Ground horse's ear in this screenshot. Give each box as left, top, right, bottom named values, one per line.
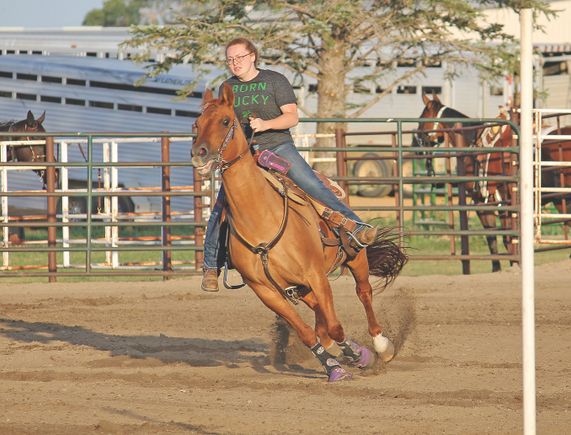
left=26, top=110, right=35, bottom=124
left=202, top=88, right=214, bottom=107
left=432, top=93, right=441, bottom=104
left=220, top=83, right=234, bottom=107
left=422, top=93, right=431, bottom=106
left=36, top=111, right=46, bottom=125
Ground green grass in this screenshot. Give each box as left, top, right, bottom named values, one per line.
left=2, top=216, right=569, bottom=282
left=368, top=214, right=570, bottom=276
left=400, top=244, right=569, bottom=276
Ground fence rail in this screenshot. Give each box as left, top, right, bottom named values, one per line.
left=0, top=114, right=567, bottom=281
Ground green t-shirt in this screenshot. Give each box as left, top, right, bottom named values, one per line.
left=222, top=69, right=297, bottom=150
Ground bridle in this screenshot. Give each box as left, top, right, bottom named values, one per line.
left=194, top=113, right=255, bottom=174
left=7, top=121, right=46, bottom=162
left=415, top=104, right=448, bottom=148
left=414, top=103, right=448, bottom=177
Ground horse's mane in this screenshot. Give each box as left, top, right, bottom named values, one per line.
left=442, top=106, right=468, bottom=120
left=0, top=120, right=16, bottom=131
left=440, top=106, right=485, bottom=145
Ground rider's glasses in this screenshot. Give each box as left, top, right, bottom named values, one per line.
left=226, top=52, right=253, bottom=65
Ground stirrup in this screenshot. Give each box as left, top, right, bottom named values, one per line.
left=222, top=263, right=246, bottom=290
left=347, top=223, right=374, bottom=249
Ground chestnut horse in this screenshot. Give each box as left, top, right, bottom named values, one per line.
left=539, top=124, right=571, bottom=229
left=413, top=94, right=517, bottom=272
left=191, top=84, right=407, bottom=382
left=1, top=110, right=50, bottom=188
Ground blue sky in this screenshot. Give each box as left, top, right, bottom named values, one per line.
left=0, top=0, right=104, bottom=27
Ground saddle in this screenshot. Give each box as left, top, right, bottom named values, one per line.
left=258, top=166, right=361, bottom=263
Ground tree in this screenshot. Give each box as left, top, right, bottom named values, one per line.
left=123, top=0, right=555, bottom=168
left=83, top=0, right=184, bottom=26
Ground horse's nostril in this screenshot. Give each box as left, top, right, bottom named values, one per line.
left=198, top=147, right=207, bottom=157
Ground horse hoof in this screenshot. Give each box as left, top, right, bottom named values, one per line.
left=373, top=333, right=395, bottom=363
left=328, top=366, right=352, bottom=383
left=354, top=345, right=375, bottom=369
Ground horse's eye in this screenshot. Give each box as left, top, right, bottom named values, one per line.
left=223, top=117, right=230, bottom=127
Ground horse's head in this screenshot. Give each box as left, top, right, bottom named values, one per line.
left=10, top=110, right=46, bottom=137
left=412, top=93, right=447, bottom=149
left=191, top=83, right=247, bottom=176
left=9, top=111, right=57, bottom=188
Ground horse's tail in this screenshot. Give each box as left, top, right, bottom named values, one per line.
left=366, top=227, right=408, bottom=291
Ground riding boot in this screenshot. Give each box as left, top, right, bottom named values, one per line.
left=201, top=268, right=220, bottom=292
left=349, top=224, right=379, bottom=249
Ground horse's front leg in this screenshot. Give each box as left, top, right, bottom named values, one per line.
left=305, top=273, right=376, bottom=371
left=248, top=282, right=351, bottom=382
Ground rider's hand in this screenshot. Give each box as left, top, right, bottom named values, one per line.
left=249, top=117, right=268, bottom=133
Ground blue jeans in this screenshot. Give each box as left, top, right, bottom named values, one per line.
left=202, top=140, right=363, bottom=269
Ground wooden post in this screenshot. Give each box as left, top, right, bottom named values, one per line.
left=161, top=137, right=172, bottom=278
left=391, top=133, right=401, bottom=226
left=445, top=135, right=456, bottom=257
left=46, top=136, right=57, bottom=282
left=193, top=170, right=204, bottom=272
left=334, top=128, right=349, bottom=205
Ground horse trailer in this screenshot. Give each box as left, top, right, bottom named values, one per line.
left=0, top=54, right=212, bottom=218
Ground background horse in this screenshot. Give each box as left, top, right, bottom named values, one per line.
left=413, top=94, right=517, bottom=272
left=192, top=84, right=407, bottom=382
left=1, top=111, right=53, bottom=243
left=0, top=110, right=51, bottom=188
left=539, top=124, right=571, bottom=234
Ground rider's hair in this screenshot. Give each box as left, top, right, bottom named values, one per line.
left=225, top=37, right=258, bottom=68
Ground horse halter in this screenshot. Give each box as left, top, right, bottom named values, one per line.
left=7, top=121, right=46, bottom=162
left=415, top=104, right=448, bottom=148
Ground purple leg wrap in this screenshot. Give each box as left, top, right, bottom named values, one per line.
left=338, top=339, right=376, bottom=369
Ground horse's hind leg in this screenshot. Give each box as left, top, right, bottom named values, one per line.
left=478, top=210, right=501, bottom=272
left=346, top=251, right=395, bottom=362
left=249, top=282, right=351, bottom=382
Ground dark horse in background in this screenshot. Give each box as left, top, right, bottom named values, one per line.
left=1, top=111, right=50, bottom=188
left=1, top=111, right=53, bottom=243
left=413, top=94, right=518, bottom=272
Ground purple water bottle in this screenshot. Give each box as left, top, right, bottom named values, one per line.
left=258, top=150, right=292, bottom=175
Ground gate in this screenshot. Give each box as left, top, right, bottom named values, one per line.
left=533, top=109, right=571, bottom=247
left=1, top=131, right=207, bottom=281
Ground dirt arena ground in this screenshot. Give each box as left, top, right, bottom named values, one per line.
left=1, top=260, right=569, bottom=434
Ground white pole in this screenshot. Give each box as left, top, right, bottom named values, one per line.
left=520, top=9, right=536, bottom=435
left=61, top=142, right=70, bottom=268
left=104, top=142, right=111, bottom=266
left=111, top=142, right=119, bottom=268
left=1, top=143, right=9, bottom=268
